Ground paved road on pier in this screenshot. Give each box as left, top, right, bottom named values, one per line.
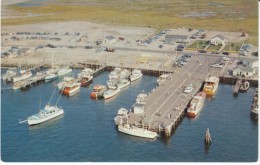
left=128, top=55, right=223, bottom=131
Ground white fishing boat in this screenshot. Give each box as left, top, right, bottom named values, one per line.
left=12, top=70, right=32, bottom=82
left=120, top=69, right=131, bottom=79
left=103, top=87, right=120, bottom=100
left=57, top=68, right=72, bottom=76
left=130, top=69, right=142, bottom=82
left=57, top=77, right=75, bottom=90
left=45, top=72, right=58, bottom=82
left=27, top=104, right=64, bottom=126
left=77, top=68, right=94, bottom=79
left=203, top=76, right=219, bottom=96
left=107, top=78, right=120, bottom=89
left=184, top=84, right=193, bottom=93
left=239, top=81, right=250, bottom=92
left=108, top=68, right=121, bottom=80
left=187, top=92, right=206, bottom=117
left=117, top=79, right=130, bottom=89
left=13, top=82, right=22, bottom=90
left=45, top=54, right=58, bottom=82
left=114, top=108, right=128, bottom=125
left=118, top=124, right=158, bottom=139
left=79, top=73, right=93, bottom=87
left=136, top=93, right=147, bottom=104
left=62, top=82, right=81, bottom=96
left=157, top=74, right=169, bottom=85
left=2, top=69, right=17, bottom=81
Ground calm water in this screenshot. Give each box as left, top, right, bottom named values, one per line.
left=1, top=70, right=258, bottom=162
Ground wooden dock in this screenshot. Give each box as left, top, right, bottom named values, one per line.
left=125, top=55, right=223, bottom=136
left=19, top=73, right=46, bottom=90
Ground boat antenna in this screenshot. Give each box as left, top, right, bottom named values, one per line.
left=55, top=92, right=62, bottom=106
left=48, top=87, right=57, bottom=104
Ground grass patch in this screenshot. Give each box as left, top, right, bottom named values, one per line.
left=207, top=44, right=222, bottom=51
left=222, top=42, right=243, bottom=52
left=187, top=40, right=210, bottom=50
left=1, top=0, right=258, bottom=46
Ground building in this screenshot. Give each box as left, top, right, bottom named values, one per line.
left=164, top=35, right=189, bottom=44
left=105, top=35, right=117, bottom=44
left=210, top=34, right=228, bottom=46
left=233, top=59, right=258, bottom=78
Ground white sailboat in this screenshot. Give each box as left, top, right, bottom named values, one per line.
left=45, top=54, right=58, bottom=82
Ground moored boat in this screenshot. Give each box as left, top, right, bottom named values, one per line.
left=251, top=88, right=258, bottom=120
left=27, top=104, right=64, bottom=126
left=45, top=73, right=58, bottom=82
left=157, top=74, right=169, bottom=86
left=2, top=69, right=17, bottom=81
left=114, top=108, right=128, bottom=125
left=90, top=85, right=107, bottom=99
left=77, top=68, right=94, bottom=79
left=62, top=82, right=81, bottom=96
left=203, top=76, right=219, bottom=96
left=130, top=69, right=142, bottom=82
left=187, top=92, right=206, bottom=117
left=12, top=70, right=32, bottom=82
left=80, top=73, right=93, bottom=87
left=57, top=68, right=72, bottom=76
left=57, top=77, right=75, bottom=90
left=117, top=79, right=130, bottom=89
left=103, top=87, right=120, bottom=100
left=118, top=124, right=158, bottom=139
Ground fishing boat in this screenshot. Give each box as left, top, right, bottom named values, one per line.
left=114, top=108, right=128, bottom=125
left=187, top=92, right=206, bottom=117
left=130, top=69, right=142, bottom=82
left=117, top=79, right=130, bottom=89
left=27, top=104, right=64, bottom=126
left=45, top=54, right=58, bottom=82
left=57, top=77, right=75, bottom=90
left=80, top=73, right=93, bottom=86
left=57, top=68, right=72, bottom=76
left=157, top=74, right=169, bottom=86
left=203, top=76, right=219, bottom=96
left=13, top=82, right=22, bottom=90
left=77, top=68, right=94, bottom=79
left=90, top=85, right=107, bottom=99
left=184, top=84, right=193, bottom=93
left=62, top=82, right=81, bottom=96
left=108, top=68, right=121, bottom=80
left=118, top=124, right=158, bottom=139
left=103, top=87, right=120, bottom=100
left=120, top=69, right=131, bottom=79
left=12, top=70, right=32, bottom=82
left=239, top=80, right=250, bottom=92
left=107, top=78, right=120, bottom=89
left=2, top=69, right=17, bottom=81
left=136, top=93, right=147, bottom=104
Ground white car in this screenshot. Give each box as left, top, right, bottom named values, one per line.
left=222, top=57, right=230, bottom=61
left=211, top=63, right=224, bottom=68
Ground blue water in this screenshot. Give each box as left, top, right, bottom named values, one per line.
left=1, top=70, right=258, bottom=162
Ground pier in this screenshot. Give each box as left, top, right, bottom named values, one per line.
left=125, top=55, right=224, bottom=136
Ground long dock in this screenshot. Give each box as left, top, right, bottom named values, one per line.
left=126, top=55, right=223, bottom=136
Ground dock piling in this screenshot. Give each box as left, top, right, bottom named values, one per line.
left=205, top=128, right=212, bottom=144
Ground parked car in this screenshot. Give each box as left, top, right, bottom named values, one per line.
left=222, top=52, right=229, bottom=55
left=211, top=63, right=224, bottom=68
left=85, top=46, right=92, bottom=49
left=199, top=50, right=207, bottom=53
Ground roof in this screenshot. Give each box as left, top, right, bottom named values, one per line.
left=233, top=65, right=254, bottom=72
left=18, top=48, right=31, bottom=54
left=105, top=35, right=116, bottom=40
left=165, top=35, right=188, bottom=40
left=212, top=34, right=225, bottom=40
left=240, top=58, right=258, bottom=64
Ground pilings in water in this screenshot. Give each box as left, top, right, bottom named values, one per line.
left=205, top=128, right=212, bottom=144
left=233, top=79, right=242, bottom=95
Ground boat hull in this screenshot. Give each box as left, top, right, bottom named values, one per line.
left=103, top=88, right=120, bottom=100
left=57, top=69, right=72, bottom=76
left=118, top=125, right=157, bottom=139
left=117, top=81, right=130, bottom=89
left=130, top=73, right=142, bottom=82
left=12, top=72, right=32, bottom=82
left=28, top=110, right=64, bottom=126
left=62, top=86, right=80, bottom=96
left=81, top=78, right=93, bottom=87
left=45, top=74, right=58, bottom=82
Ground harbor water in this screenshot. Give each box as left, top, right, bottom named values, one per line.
left=1, top=70, right=258, bottom=162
